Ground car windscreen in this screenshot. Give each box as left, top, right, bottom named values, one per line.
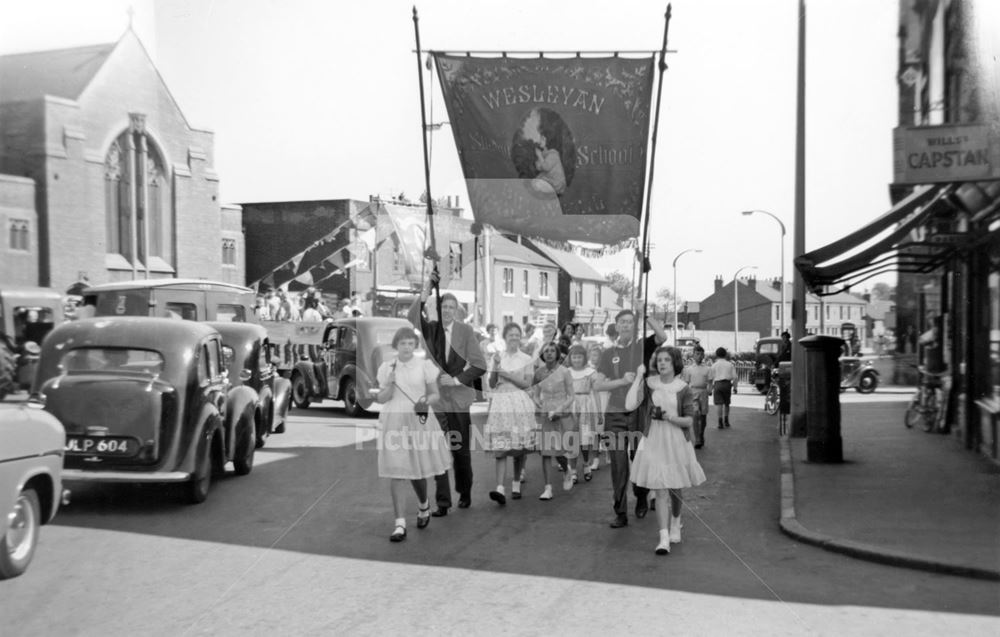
left=758, top=342, right=780, bottom=355
left=60, top=347, right=165, bottom=375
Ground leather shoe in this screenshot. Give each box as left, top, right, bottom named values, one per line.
left=457, top=498, right=471, bottom=509
left=430, top=507, right=449, bottom=517
left=609, top=516, right=628, bottom=528
left=635, top=496, right=649, bottom=519
left=488, top=490, right=506, bottom=506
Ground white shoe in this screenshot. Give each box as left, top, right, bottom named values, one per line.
left=563, top=473, right=574, bottom=491
left=520, top=468, right=527, bottom=482
left=590, top=458, right=600, bottom=471
left=670, top=515, right=682, bottom=543
left=539, top=485, right=553, bottom=500
left=655, top=530, right=671, bottom=555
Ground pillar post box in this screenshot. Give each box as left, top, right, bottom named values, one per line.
left=800, top=335, right=844, bottom=463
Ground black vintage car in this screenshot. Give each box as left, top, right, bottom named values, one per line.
left=288, top=317, right=417, bottom=417
left=208, top=322, right=291, bottom=448
left=33, top=317, right=254, bottom=504
left=752, top=336, right=784, bottom=393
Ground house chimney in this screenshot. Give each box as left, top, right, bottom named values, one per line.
left=772, top=278, right=781, bottom=291
left=714, top=276, right=723, bottom=293
left=748, top=275, right=756, bottom=291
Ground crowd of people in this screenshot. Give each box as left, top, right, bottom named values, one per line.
left=253, top=287, right=371, bottom=322
left=372, top=277, right=745, bottom=556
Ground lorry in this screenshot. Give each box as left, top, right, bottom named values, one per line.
left=668, top=328, right=759, bottom=355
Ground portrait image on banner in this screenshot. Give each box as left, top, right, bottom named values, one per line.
left=434, top=55, right=655, bottom=244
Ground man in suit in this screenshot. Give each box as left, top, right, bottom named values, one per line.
left=409, top=280, right=487, bottom=515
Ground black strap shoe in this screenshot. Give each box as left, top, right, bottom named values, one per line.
left=635, top=496, right=649, bottom=519
left=389, top=525, right=407, bottom=542
left=488, top=490, right=506, bottom=506
left=417, top=505, right=431, bottom=529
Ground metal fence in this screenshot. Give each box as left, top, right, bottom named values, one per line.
left=735, top=360, right=756, bottom=387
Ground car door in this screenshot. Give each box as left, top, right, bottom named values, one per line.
left=329, top=326, right=356, bottom=395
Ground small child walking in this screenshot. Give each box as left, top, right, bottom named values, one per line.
left=567, top=345, right=600, bottom=482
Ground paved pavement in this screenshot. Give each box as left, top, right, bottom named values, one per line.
left=776, top=394, right=1000, bottom=580
left=3, top=393, right=999, bottom=635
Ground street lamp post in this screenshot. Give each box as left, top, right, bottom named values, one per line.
left=742, top=210, right=786, bottom=336
left=671, top=248, right=702, bottom=345
left=734, top=265, right=758, bottom=353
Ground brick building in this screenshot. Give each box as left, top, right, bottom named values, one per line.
left=525, top=240, right=616, bottom=335
left=0, top=28, right=242, bottom=291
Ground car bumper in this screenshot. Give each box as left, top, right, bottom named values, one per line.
left=62, top=469, right=190, bottom=483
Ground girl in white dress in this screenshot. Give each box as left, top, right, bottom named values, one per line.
left=374, top=327, right=452, bottom=542
left=485, top=323, right=537, bottom=505
left=567, top=344, right=600, bottom=482
left=626, top=346, right=706, bottom=555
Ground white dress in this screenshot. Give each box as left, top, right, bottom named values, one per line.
left=375, top=357, right=453, bottom=480
left=485, top=350, right=537, bottom=455
left=630, top=377, right=706, bottom=489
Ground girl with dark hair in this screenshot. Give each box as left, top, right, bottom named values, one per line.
left=532, top=341, right=578, bottom=499
left=373, top=326, right=450, bottom=542
left=485, top=323, right=536, bottom=505
left=625, top=346, right=706, bottom=555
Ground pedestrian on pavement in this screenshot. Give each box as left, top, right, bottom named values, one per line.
left=532, top=342, right=577, bottom=499
left=567, top=344, right=600, bottom=483
left=408, top=275, right=487, bottom=516
left=626, top=346, right=706, bottom=555
left=709, top=347, right=737, bottom=428
left=680, top=345, right=711, bottom=449
left=485, top=323, right=536, bottom=505
left=594, top=310, right=666, bottom=528
left=373, top=326, right=451, bottom=542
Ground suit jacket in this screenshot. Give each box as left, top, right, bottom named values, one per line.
left=408, top=299, right=487, bottom=411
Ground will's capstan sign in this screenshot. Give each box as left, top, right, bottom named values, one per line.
left=893, top=124, right=1000, bottom=184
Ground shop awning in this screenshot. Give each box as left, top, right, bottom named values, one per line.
left=795, top=184, right=965, bottom=296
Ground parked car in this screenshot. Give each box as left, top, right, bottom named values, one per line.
left=81, top=278, right=256, bottom=323
left=752, top=336, right=783, bottom=393
left=33, top=317, right=253, bottom=504
left=0, top=401, right=67, bottom=580
left=208, top=321, right=291, bottom=448
left=289, top=317, right=418, bottom=416
left=0, top=286, right=65, bottom=398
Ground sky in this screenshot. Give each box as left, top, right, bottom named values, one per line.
left=0, top=0, right=904, bottom=304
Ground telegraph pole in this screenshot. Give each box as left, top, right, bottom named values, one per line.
left=791, top=0, right=808, bottom=437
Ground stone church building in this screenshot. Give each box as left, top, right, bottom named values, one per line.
left=0, top=27, right=244, bottom=291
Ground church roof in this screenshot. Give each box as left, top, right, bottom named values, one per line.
left=0, top=42, right=116, bottom=103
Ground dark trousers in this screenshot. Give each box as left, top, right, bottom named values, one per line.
left=605, top=412, right=648, bottom=518
left=433, top=408, right=473, bottom=507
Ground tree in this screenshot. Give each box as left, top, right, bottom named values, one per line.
left=870, top=282, right=894, bottom=300
left=605, top=271, right=634, bottom=302
left=654, top=287, right=680, bottom=313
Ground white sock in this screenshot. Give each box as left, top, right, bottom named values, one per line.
left=418, top=500, right=429, bottom=511
left=395, top=517, right=406, bottom=528
left=496, top=485, right=505, bottom=495
left=511, top=480, right=521, bottom=492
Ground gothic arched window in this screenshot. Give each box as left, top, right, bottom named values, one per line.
left=104, top=116, right=173, bottom=267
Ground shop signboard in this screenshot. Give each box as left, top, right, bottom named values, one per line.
left=893, top=123, right=1000, bottom=184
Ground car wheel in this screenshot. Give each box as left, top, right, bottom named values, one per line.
left=291, top=372, right=311, bottom=409
left=0, top=487, right=40, bottom=580
left=856, top=372, right=878, bottom=394
left=234, top=418, right=255, bottom=476
left=188, top=436, right=213, bottom=504
left=342, top=377, right=368, bottom=418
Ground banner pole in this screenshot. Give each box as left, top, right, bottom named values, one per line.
left=639, top=4, right=672, bottom=346
left=412, top=6, right=442, bottom=316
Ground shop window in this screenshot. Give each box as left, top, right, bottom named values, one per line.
left=595, top=285, right=602, bottom=307
left=540, top=272, right=549, bottom=298
left=574, top=282, right=583, bottom=306
left=523, top=270, right=529, bottom=295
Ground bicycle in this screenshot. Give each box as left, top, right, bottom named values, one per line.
left=904, top=365, right=945, bottom=431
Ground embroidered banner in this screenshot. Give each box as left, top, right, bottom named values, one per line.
left=433, top=54, right=655, bottom=244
